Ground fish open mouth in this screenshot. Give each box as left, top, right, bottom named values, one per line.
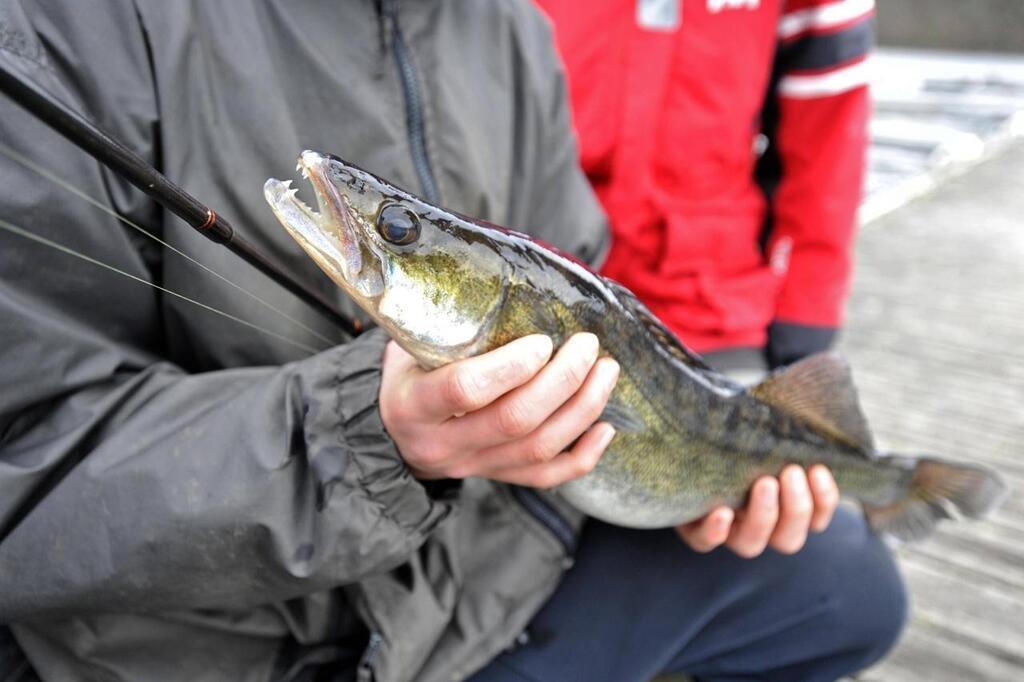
left=263, top=176, right=319, bottom=231
left=264, top=151, right=344, bottom=236
left=264, top=151, right=371, bottom=293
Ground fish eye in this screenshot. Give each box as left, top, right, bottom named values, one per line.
left=375, top=204, right=421, bottom=246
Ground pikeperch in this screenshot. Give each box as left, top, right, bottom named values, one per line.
left=264, top=150, right=1007, bottom=541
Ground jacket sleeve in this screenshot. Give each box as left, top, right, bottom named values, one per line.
left=761, top=0, right=874, bottom=366
left=0, top=1, right=450, bottom=620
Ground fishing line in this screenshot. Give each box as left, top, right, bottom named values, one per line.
left=0, top=217, right=322, bottom=355
left=0, top=141, right=338, bottom=349
left=0, top=62, right=360, bottom=336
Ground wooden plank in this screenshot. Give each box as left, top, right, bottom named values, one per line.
left=839, top=141, right=1024, bottom=678
left=858, top=623, right=1024, bottom=682
left=897, top=559, right=1024, bottom=653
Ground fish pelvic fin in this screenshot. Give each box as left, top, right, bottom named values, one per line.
left=864, top=457, right=1008, bottom=542
left=749, top=352, right=874, bottom=452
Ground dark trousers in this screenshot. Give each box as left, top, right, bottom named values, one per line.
left=471, top=508, right=907, bottom=682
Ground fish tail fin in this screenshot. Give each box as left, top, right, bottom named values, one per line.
left=864, top=457, right=1008, bottom=542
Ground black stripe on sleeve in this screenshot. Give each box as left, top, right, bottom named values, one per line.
left=778, top=18, right=874, bottom=74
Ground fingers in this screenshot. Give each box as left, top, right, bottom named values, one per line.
left=411, top=334, right=555, bottom=421
left=675, top=507, right=734, bottom=553
left=725, top=477, right=779, bottom=558
left=808, top=464, right=839, bottom=532
left=768, top=465, right=814, bottom=554
left=727, top=465, right=838, bottom=558
left=675, top=465, right=839, bottom=558
left=484, top=422, right=615, bottom=488
left=447, top=333, right=603, bottom=451
left=381, top=333, right=617, bottom=484
left=457, top=356, right=618, bottom=473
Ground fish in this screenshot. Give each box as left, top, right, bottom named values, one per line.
left=264, top=150, right=1007, bottom=542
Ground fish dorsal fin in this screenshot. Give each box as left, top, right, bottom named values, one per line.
left=603, top=277, right=714, bottom=372
left=749, top=352, right=875, bottom=452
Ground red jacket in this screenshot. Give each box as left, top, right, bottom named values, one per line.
left=536, top=0, right=873, bottom=364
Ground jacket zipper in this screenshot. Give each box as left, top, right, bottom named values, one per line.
left=380, top=0, right=575, bottom=582
left=381, top=0, right=441, bottom=205
left=509, top=486, right=577, bottom=558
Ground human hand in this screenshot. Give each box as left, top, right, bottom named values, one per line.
left=380, top=333, right=619, bottom=487
left=676, top=465, right=839, bottom=557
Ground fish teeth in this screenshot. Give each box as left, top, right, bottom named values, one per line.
left=295, top=161, right=303, bottom=173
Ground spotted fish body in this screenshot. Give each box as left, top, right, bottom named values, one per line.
left=265, top=151, right=1006, bottom=540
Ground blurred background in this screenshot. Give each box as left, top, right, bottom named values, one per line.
left=842, top=2, right=1023, bottom=678
left=863, top=2, right=1024, bottom=222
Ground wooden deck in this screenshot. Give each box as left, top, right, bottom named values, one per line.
left=844, top=141, right=1024, bottom=680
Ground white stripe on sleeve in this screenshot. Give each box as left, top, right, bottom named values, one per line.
left=778, top=58, right=871, bottom=98
left=778, top=0, right=875, bottom=40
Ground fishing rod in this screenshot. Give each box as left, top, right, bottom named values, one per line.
left=0, top=58, right=362, bottom=338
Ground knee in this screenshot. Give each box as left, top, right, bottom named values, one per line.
left=856, top=566, right=907, bottom=667
left=830, top=524, right=909, bottom=669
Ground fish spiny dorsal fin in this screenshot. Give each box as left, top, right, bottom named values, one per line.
left=749, top=352, right=875, bottom=452
left=602, top=277, right=714, bottom=372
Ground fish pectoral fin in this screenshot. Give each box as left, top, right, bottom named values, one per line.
left=598, top=399, right=645, bottom=434
left=749, top=351, right=875, bottom=452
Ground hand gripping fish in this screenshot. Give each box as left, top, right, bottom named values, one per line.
left=265, top=151, right=1006, bottom=542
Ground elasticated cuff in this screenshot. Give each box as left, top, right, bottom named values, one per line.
left=766, top=321, right=837, bottom=369
left=298, top=330, right=452, bottom=554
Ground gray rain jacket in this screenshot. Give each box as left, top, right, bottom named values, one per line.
left=0, top=1, right=608, bottom=679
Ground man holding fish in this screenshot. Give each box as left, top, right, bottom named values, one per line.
left=0, top=1, right=909, bottom=680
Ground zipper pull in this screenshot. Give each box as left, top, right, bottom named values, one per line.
left=379, top=0, right=398, bottom=30
left=374, top=0, right=396, bottom=78
left=357, top=631, right=384, bottom=682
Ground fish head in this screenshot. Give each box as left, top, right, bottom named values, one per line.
left=265, top=150, right=509, bottom=367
